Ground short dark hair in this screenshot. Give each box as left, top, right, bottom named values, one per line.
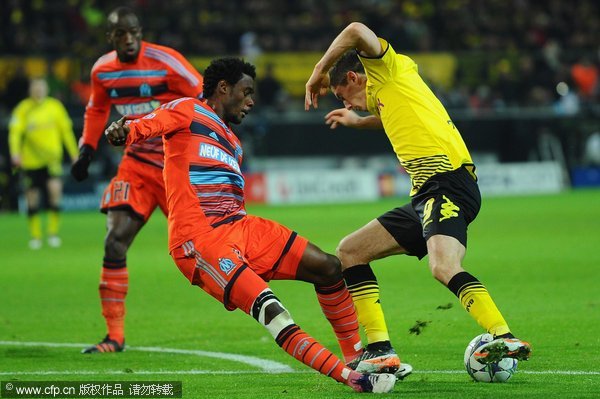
left=329, top=51, right=365, bottom=87
left=203, top=58, right=256, bottom=98
left=106, top=7, right=140, bottom=31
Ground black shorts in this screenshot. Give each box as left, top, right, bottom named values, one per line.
left=23, top=167, right=52, bottom=190
left=377, top=166, right=481, bottom=259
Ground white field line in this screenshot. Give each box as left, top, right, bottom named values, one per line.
left=1, top=370, right=599, bottom=376
left=1, top=341, right=599, bottom=376
left=0, top=340, right=293, bottom=373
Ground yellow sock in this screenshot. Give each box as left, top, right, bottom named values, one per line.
left=343, top=264, right=390, bottom=344
left=48, top=209, right=60, bottom=236
left=28, top=213, right=42, bottom=240
left=448, top=271, right=510, bottom=336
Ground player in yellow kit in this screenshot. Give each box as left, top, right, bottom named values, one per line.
left=305, top=22, right=531, bottom=374
left=9, top=78, right=78, bottom=249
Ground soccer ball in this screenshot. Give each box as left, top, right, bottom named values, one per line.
left=464, top=333, right=518, bottom=383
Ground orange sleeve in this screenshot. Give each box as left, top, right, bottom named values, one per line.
left=162, top=48, right=204, bottom=98
left=126, top=98, right=194, bottom=145
left=80, top=69, right=111, bottom=150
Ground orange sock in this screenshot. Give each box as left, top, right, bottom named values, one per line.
left=315, top=281, right=362, bottom=363
left=100, top=258, right=128, bottom=343
left=276, top=324, right=349, bottom=383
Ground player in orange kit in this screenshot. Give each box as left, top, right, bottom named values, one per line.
left=71, top=7, right=204, bottom=353
left=104, top=57, right=396, bottom=393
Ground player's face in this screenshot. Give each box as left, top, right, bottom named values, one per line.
left=107, top=15, right=142, bottom=63
left=29, top=79, right=48, bottom=101
left=331, top=72, right=367, bottom=111
left=223, top=74, right=255, bottom=125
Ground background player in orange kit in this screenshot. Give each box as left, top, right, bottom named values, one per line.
left=70, top=7, right=204, bottom=353
left=104, top=57, right=396, bottom=393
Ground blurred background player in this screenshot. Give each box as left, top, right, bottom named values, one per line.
left=305, top=22, right=532, bottom=369
left=71, top=7, right=204, bottom=354
left=8, top=77, right=78, bottom=249
left=104, top=57, right=396, bottom=393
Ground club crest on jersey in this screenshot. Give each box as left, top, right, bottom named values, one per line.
left=139, top=83, right=152, bottom=97
left=219, top=257, right=236, bottom=275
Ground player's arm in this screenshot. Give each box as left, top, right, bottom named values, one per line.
left=7, top=103, right=26, bottom=167
left=163, top=48, right=204, bottom=98
left=306, top=22, right=383, bottom=110
left=71, top=70, right=111, bottom=181
left=325, top=108, right=383, bottom=130
left=105, top=98, right=194, bottom=146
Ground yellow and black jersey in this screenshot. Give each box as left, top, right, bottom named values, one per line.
left=9, top=97, right=78, bottom=174
left=359, top=38, right=474, bottom=195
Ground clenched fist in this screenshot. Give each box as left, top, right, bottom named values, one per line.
left=105, top=116, right=130, bottom=146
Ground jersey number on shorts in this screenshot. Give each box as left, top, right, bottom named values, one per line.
left=113, top=181, right=131, bottom=202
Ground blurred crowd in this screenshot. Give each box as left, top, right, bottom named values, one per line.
left=0, top=0, right=598, bottom=113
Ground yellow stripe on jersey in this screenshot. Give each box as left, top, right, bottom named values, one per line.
left=400, top=154, right=454, bottom=193
left=359, top=38, right=474, bottom=195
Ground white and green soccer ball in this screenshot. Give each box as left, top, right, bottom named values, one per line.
left=464, top=333, right=518, bottom=383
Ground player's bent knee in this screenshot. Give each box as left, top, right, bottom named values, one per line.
left=104, top=232, right=129, bottom=258
left=336, top=237, right=357, bottom=266
left=315, top=254, right=342, bottom=285
left=251, top=289, right=295, bottom=339
left=428, top=261, right=460, bottom=286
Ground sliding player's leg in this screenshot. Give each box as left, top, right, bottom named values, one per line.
left=171, top=237, right=396, bottom=393
left=240, top=215, right=362, bottom=364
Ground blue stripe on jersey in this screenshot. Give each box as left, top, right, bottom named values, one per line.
left=189, top=170, right=245, bottom=189
left=193, top=104, right=229, bottom=131
left=190, top=121, right=235, bottom=155
left=97, top=70, right=168, bottom=80
left=196, top=192, right=244, bottom=201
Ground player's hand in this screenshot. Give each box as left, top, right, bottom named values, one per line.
left=70, top=144, right=94, bottom=182
left=325, top=108, right=361, bottom=129
left=105, top=116, right=130, bottom=147
left=305, top=68, right=330, bottom=110
left=10, top=155, right=22, bottom=169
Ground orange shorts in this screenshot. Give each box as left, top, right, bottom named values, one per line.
left=100, top=156, right=167, bottom=221
left=170, top=215, right=309, bottom=313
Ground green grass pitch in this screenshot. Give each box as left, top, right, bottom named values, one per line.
left=1, top=189, right=599, bottom=398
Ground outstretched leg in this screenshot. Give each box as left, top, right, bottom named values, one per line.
left=235, top=275, right=396, bottom=393
left=172, top=239, right=396, bottom=393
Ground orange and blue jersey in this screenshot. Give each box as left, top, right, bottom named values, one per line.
left=82, top=41, right=203, bottom=168
left=125, top=97, right=245, bottom=251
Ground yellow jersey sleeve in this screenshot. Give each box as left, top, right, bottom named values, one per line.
left=358, top=39, right=473, bottom=196
left=8, top=100, right=30, bottom=159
